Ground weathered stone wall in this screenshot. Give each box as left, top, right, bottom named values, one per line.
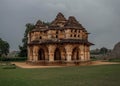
left=27, top=13, right=92, bottom=65
left=28, top=44, right=90, bottom=62
left=28, top=29, right=88, bottom=42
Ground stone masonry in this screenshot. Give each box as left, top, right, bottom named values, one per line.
left=27, top=13, right=93, bottom=65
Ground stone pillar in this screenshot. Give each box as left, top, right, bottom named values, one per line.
left=87, top=46, right=90, bottom=60
left=65, top=29, right=71, bottom=38
left=84, top=45, right=88, bottom=61
left=30, top=47, right=33, bottom=61
left=65, top=45, right=73, bottom=62
left=48, top=45, right=56, bottom=62
left=79, top=45, right=85, bottom=61
left=33, top=46, right=39, bottom=61
left=61, top=52, right=66, bottom=60
left=87, top=52, right=90, bottom=60
left=78, top=48, right=81, bottom=60
left=84, top=46, right=89, bottom=61
left=28, top=46, right=33, bottom=61
left=47, top=30, right=52, bottom=39
left=45, top=52, right=49, bottom=60
left=80, top=53, right=84, bottom=61
left=84, top=52, right=87, bottom=61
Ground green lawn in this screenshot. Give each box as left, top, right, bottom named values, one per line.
left=109, top=58, right=120, bottom=62
left=0, top=64, right=120, bottom=86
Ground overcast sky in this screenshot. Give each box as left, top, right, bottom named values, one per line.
left=0, top=0, right=120, bottom=51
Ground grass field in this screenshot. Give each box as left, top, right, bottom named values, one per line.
left=109, top=58, right=120, bottom=62
left=0, top=64, right=120, bottom=86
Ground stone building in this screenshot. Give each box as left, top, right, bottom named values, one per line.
left=27, top=13, right=93, bottom=65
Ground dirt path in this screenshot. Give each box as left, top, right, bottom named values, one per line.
left=11, top=62, right=63, bottom=68
left=91, top=61, right=120, bottom=65
left=11, top=61, right=120, bottom=69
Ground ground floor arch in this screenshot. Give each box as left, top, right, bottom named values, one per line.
left=54, top=48, right=61, bottom=60
left=38, top=48, right=45, bottom=60
left=72, top=47, right=80, bottom=60
left=27, top=44, right=90, bottom=65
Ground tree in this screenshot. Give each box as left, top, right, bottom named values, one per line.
left=100, top=47, right=108, bottom=55
left=0, top=38, right=10, bottom=57
left=18, top=23, right=35, bottom=57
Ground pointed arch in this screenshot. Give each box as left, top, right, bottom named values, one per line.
left=54, top=48, right=61, bottom=60
left=38, top=48, right=45, bottom=60
left=72, top=47, right=80, bottom=60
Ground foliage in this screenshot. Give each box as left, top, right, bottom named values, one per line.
left=0, top=64, right=120, bottom=86
left=90, top=48, right=100, bottom=55
left=0, top=57, right=27, bottom=62
left=18, top=23, right=35, bottom=57
left=0, top=38, right=9, bottom=56
left=100, top=47, right=108, bottom=54
left=91, top=47, right=109, bottom=55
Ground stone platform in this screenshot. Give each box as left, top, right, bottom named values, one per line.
left=26, top=60, right=92, bottom=66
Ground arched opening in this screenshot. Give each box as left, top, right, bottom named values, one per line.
left=54, top=48, right=61, bottom=60
left=39, top=36, right=42, bottom=39
left=72, top=47, right=79, bottom=60
left=56, top=35, right=58, bottom=38
left=74, top=34, right=76, bottom=37
left=38, top=48, right=45, bottom=60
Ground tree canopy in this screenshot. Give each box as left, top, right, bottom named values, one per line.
left=90, top=47, right=109, bottom=55
left=0, top=38, right=10, bottom=57
left=100, top=47, right=108, bottom=54
left=18, top=23, right=35, bottom=57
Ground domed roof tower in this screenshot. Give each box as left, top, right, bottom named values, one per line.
left=51, top=12, right=67, bottom=27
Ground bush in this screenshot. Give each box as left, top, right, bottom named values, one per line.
left=90, top=56, right=97, bottom=61
left=0, top=57, right=27, bottom=62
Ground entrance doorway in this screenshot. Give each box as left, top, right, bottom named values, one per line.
left=54, top=48, right=61, bottom=60
left=38, top=49, right=45, bottom=60
left=72, top=48, right=79, bottom=60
